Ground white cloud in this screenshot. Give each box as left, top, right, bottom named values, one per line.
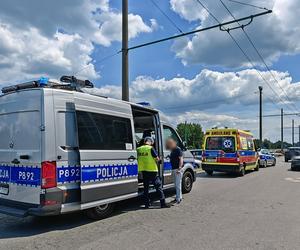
left=169, top=0, right=300, bottom=68
left=0, top=0, right=157, bottom=83
left=88, top=68, right=300, bottom=141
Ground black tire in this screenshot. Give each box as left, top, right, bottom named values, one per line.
left=254, top=162, right=260, bottom=171
left=239, top=166, right=245, bottom=177
left=85, top=203, right=115, bottom=220
left=272, top=159, right=276, bottom=166
left=182, top=171, right=193, bottom=193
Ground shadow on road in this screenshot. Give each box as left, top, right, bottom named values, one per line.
left=196, top=172, right=239, bottom=179
left=0, top=190, right=176, bottom=240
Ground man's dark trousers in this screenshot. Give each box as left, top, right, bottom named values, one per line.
left=142, top=171, right=166, bottom=207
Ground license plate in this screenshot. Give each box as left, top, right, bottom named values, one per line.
left=0, top=184, right=9, bottom=195
left=206, top=158, right=217, bottom=162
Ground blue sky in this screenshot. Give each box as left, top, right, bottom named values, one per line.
left=0, top=0, right=300, bottom=142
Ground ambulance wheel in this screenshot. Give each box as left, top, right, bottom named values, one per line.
left=86, top=203, right=115, bottom=220
left=182, top=171, right=193, bottom=193
left=254, top=162, right=259, bottom=171
left=205, top=170, right=213, bottom=176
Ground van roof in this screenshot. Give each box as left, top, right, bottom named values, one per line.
left=1, top=83, right=159, bottom=115
left=205, top=128, right=253, bottom=137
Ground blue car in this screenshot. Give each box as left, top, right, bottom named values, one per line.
left=258, top=149, right=276, bottom=167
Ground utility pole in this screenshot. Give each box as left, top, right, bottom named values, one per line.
left=281, top=108, right=284, bottom=151
left=184, top=121, right=188, bottom=143
left=298, top=125, right=300, bottom=147
left=292, top=119, right=295, bottom=146
left=122, top=0, right=129, bottom=101
left=259, top=86, right=263, bottom=148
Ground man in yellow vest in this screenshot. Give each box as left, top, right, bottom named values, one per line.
left=137, top=137, right=169, bottom=208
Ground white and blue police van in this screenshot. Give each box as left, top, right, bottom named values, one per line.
left=0, top=76, right=196, bottom=219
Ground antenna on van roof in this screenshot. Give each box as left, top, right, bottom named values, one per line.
left=59, top=76, right=94, bottom=91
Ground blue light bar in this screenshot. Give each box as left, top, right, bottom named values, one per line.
left=137, top=102, right=151, bottom=107
left=38, top=77, right=49, bottom=86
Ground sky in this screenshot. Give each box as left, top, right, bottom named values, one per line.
left=0, top=0, right=300, bottom=143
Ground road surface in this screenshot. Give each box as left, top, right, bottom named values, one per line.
left=0, top=158, right=300, bottom=250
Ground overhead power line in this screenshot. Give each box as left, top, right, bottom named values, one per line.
left=149, top=0, right=183, bottom=33
left=220, top=0, right=300, bottom=113
left=127, top=9, right=271, bottom=51
left=227, top=0, right=269, bottom=11
left=163, top=91, right=257, bottom=111
left=74, top=51, right=120, bottom=76
left=193, top=0, right=284, bottom=110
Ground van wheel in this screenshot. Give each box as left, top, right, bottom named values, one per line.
left=182, top=171, right=193, bottom=193
left=205, top=170, right=213, bottom=176
left=272, top=159, right=276, bottom=166
left=86, top=203, right=115, bottom=220
left=254, top=163, right=259, bottom=171
left=239, top=166, right=245, bottom=177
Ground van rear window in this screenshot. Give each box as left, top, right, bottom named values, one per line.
left=76, top=111, right=133, bottom=150
left=205, top=136, right=235, bottom=153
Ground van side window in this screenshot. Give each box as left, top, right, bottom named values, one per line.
left=76, top=111, right=133, bottom=150
left=163, top=125, right=183, bottom=149
left=240, top=137, right=248, bottom=150
left=247, top=138, right=254, bottom=150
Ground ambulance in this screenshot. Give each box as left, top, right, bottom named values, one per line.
left=202, top=128, right=259, bottom=176
left=0, top=76, right=196, bottom=219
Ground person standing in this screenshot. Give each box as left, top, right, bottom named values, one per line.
left=137, top=137, right=169, bottom=208
left=167, top=138, right=184, bottom=204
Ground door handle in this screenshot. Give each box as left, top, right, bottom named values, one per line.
left=128, top=155, right=137, bottom=162
left=11, top=158, right=20, bottom=164
left=165, top=155, right=170, bottom=160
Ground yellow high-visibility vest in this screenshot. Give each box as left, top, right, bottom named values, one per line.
left=137, top=145, right=158, bottom=172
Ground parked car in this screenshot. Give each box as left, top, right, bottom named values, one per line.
left=258, top=149, right=276, bottom=167
left=284, top=147, right=300, bottom=162
left=291, top=156, right=300, bottom=171
left=190, top=149, right=202, bottom=168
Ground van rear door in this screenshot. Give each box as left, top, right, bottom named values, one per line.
left=74, top=94, right=138, bottom=209
left=0, top=90, right=42, bottom=206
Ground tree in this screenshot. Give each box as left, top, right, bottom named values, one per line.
left=176, top=122, right=204, bottom=149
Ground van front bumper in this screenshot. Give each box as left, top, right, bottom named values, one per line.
left=0, top=198, right=61, bottom=217
left=202, top=163, right=241, bottom=173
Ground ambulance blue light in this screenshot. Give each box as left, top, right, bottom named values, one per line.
left=137, top=102, right=151, bottom=107
left=38, top=77, right=49, bottom=86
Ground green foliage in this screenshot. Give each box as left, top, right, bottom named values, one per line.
left=254, top=139, right=292, bottom=150
left=176, top=122, right=204, bottom=149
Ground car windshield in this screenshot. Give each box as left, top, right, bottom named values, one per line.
left=261, top=149, right=269, bottom=154
left=205, top=136, right=235, bottom=153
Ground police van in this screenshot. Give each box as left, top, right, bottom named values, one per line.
left=0, top=76, right=196, bottom=219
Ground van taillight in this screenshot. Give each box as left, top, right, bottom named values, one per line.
left=41, top=161, right=57, bottom=189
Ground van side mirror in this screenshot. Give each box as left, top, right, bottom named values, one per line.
left=182, top=141, right=187, bottom=151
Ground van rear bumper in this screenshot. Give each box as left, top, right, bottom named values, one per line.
left=202, top=163, right=241, bottom=173
left=0, top=198, right=61, bottom=217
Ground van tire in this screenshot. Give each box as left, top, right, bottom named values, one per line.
left=86, top=203, right=115, bottom=220
left=182, top=171, right=193, bottom=193
left=205, top=170, right=213, bottom=176
left=254, top=162, right=259, bottom=171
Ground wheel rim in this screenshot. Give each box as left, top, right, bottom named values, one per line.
left=185, top=175, right=192, bottom=190
left=95, top=204, right=109, bottom=212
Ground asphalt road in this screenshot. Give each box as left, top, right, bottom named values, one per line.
left=0, top=158, right=300, bottom=250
